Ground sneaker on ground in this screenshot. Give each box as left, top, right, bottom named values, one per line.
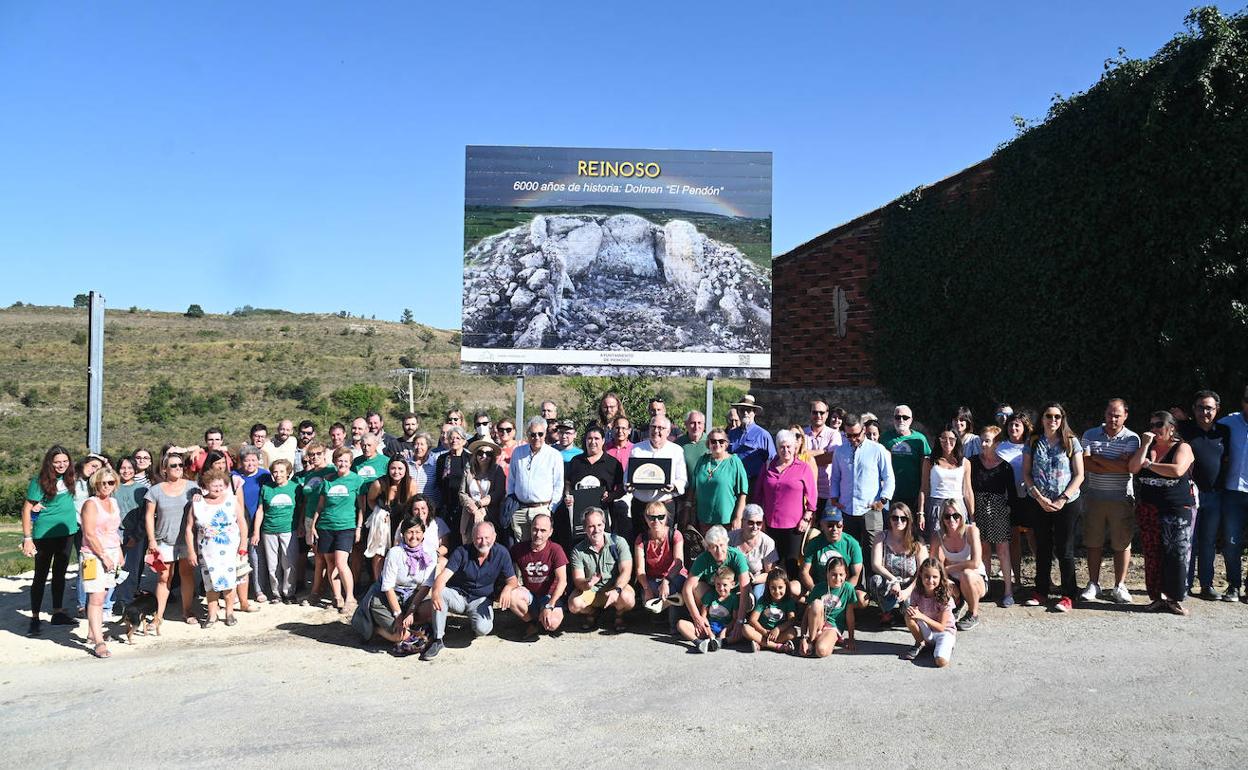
left=50, top=611, right=77, bottom=626
left=1023, top=592, right=1044, bottom=607
left=696, top=639, right=710, bottom=654
left=1199, top=586, right=1222, bottom=601
left=1053, top=596, right=1073, bottom=612
left=1221, top=586, right=1241, bottom=602
left=1079, top=582, right=1101, bottom=602
left=708, top=637, right=721, bottom=652
left=1001, top=594, right=1015, bottom=608
left=419, top=639, right=444, bottom=661
left=1110, top=584, right=1133, bottom=604
left=956, top=613, right=980, bottom=631
left=28, top=618, right=42, bottom=636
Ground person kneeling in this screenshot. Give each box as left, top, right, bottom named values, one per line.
left=568, top=508, right=636, bottom=632
left=799, top=556, right=856, bottom=657
left=742, top=567, right=797, bottom=653
left=423, top=521, right=518, bottom=661
left=509, top=513, right=568, bottom=641
left=677, top=567, right=742, bottom=652
left=899, top=558, right=957, bottom=667
left=373, top=516, right=436, bottom=645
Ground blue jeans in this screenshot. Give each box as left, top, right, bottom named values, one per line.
left=1203, top=490, right=1248, bottom=590
left=113, top=531, right=149, bottom=606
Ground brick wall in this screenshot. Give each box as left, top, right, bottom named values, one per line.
left=758, top=159, right=996, bottom=396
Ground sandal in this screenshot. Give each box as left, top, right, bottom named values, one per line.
left=900, top=641, right=926, bottom=661
left=201, top=618, right=216, bottom=629
left=91, top=643, right=111, bottom=659
left=609, top=615, right=627, bottom=634
left=224, top=614, right=238, bottom=627
left=243, top=604, right=262, bottom=613
left=580, top=611, right=599, bottom=631
left=780, top=640, right=795, bottom=655
left=184, top=615, right=198, bottom=625
left=1164, top=601, right=1189, bottom=616
left=339, top=601, right=357, bottom=616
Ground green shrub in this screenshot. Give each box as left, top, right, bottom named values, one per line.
left=185, top=304, right=205, bottom=318
left=0, top=480, right=26, bottom=517
left=330, top=383, right=390, bottom=419
left=71, top=331, right=87, bottom=346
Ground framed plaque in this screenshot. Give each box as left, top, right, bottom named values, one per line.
left=627, top=456, right=672, bottom=490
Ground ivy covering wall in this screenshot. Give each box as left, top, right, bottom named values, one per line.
left=871, top=7, right=1248, bottom=427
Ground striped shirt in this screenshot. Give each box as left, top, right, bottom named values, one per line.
left=1081, top=425, right=1139, bottom=500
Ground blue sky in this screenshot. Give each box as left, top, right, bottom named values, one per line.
left=0, top=1, right=1231, bottom=328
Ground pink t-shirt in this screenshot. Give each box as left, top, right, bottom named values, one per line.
left=635, top=529, right=686, bottom=579
left=606, top=441, right=633, bottom=469
left=911, top=593, right=956, bottom=633
left=755, top=460, right=816, bottom=530
left=80, top=496, right=122, bottom=556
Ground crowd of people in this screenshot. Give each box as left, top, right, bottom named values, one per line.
left=19, top=387, right=1248, bottom=665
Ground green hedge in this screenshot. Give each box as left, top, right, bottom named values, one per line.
left=871, top=8, right=1248, bottom=427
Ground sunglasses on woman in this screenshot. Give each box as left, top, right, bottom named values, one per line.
left=890, top=515, right=908, bottom=523
left=942, top=513, right=963, bottom=521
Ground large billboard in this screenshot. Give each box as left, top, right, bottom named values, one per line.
left=461, top=145, right=772, bottom=377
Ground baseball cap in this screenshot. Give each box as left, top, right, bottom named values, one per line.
left=821, top=509, right=844, bottom=523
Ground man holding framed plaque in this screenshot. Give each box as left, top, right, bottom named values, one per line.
left=626, top=416, right=687, bottom=541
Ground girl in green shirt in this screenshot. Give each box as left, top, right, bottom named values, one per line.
left=20, top=446, right=81, bottom=636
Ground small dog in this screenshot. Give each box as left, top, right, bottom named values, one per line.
left=123, top=592, right=159, bottom=643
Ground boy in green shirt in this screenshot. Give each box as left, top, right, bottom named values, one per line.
left=676, top=567, right=740, bottom=653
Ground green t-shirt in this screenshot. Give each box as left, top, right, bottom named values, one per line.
left=677, top=435, right=709, bottom=481
left=351, top=453, right=390, bottom=484
left=753, top=595, right=797, bottom=629
left=26, top=476, right=80, bottom=539
left=702, top=591, right=740, bottom=625
left=882, top=430, right=931, bottom=501
left=689, top=546, right=750, bottom=584
left=802, top=532, right=863, bottom=576
left=805, top=580, right=856, bottom=631
left=570, top=533, right=632, bottom=586
left=295, top=467, right=334, bottom=520
left=692, top=453, right=750, bottom=525
left=317, top=472, right=367, bottom=531
left=260, top=481, right=299, bottom=534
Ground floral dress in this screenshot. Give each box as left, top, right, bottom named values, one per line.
left=193, top=495, right=240, bottom=592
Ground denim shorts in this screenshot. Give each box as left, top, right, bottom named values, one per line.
left=316, top=528, right=354, bottom=554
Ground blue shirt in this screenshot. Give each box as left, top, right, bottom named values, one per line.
left=232, top=468, right=271, bottom=519
left=559, top=446, right=585, bottom=463
left=444, top=543, right=516, bottom=601
left=828, top=440, right=895, bottom=516
left=1218, top=412, right=1248, bottom=493
left=728, top=423, right=776, bottom=485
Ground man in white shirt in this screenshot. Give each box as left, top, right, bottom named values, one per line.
left=507, top=416, right=565, bottom=544
left=626, top=416, right=688, bottom=540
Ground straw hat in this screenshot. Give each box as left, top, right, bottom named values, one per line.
left=467, top=435, right=501, bottom=456
left=730, top=394, right=764, bottom=412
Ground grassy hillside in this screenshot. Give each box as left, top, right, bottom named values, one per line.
left=0, top=305, right=745, bottom=493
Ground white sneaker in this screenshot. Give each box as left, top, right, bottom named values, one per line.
left=1079, top=582, right=1101, bottom=602
left=1110, top=584, right=1133, bottom=604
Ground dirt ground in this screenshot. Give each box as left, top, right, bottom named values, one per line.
left=2, top=558, right=1247, bottom=769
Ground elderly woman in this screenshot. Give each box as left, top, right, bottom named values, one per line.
left=728, top=503, right=779, bottom=602
left=1129, top=411, right=1196, bottom=615
left=407, top=431, right=441, bottom=509
left=186, top=468, right=248, bottom=627
left=754, top=429, right=817, bottom=575
left=371, top=516, right=437, bottom=643
left=681, top=525, right=752, bottom=634
left=256, top=460, right=301, bottom=604
left=459, top=433, right=506, bottom=544
left=144, top=451, right=200, bottom=629
left=79, top=467, right=122, bottom=657
left=691, top=428, right=750, bottom=532
left=436, top=426, right=471, bottom=532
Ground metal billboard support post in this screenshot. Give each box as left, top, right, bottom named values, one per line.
left=705, top=375, right=714, bottom=431
left=515, top=369, right=526, bottom=427
left=86, top=291, right=105, bottom=453
left=407, top=370, right=415, bottom=415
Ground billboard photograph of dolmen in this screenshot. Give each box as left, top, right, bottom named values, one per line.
left=461, top=146, right=773, bottom=376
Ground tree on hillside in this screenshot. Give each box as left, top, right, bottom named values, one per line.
left=72, top=293, right=89, bottom=308
left=401, top=308, right=414, bottom=325
left=185, top=304, right=205, bottom=318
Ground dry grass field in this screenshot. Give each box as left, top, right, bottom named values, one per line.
left=0, top=305, right=745, bottom=491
